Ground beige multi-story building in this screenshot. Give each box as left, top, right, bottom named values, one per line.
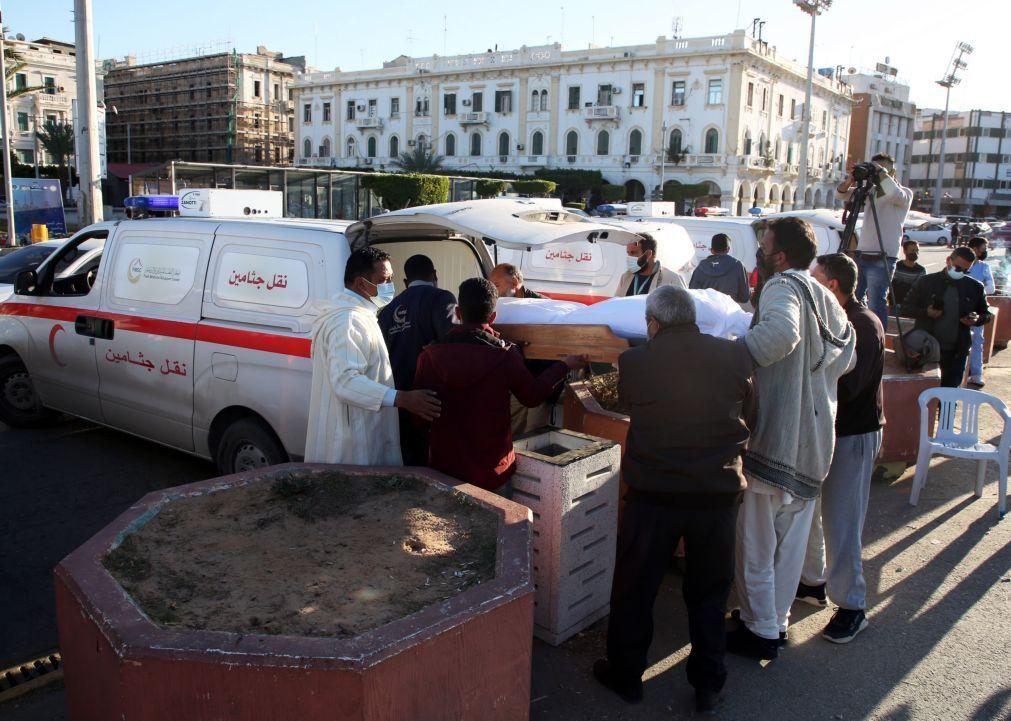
left=4, top=36, right=78, bottom=167
left=841, top=64, right=916, bottom=185
left=910, top=109, right=1011, bottom=216
left=292, top=31, right=853, bottom=211
left=102, top=47, right=304, bottom=166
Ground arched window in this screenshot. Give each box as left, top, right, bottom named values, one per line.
left=389, top=136, right=399, bottom=157
left=346, top=137, right=357, bottom=158
left=531, top=89, right=540, bottom=111
left=704, top=128, right=719, bottom=154
left=787, top=143, right=794, bottom=164
left=498, top=131, right=510, bottom=157
left=775, top=138, right=782, bottom=160
left=470, top=132, right=482, bottom=156
left=531, top=130, right=544, bottom=156
left=540, top=89, right=548, bottom=111
left=565, top=130, right=579, bottom=156
left=628, top=129, right=642, bottom=156
left=759, top=133, right=767, bottom=156
left=596, top=130, right=610, bottom=156
left=303, top=138, right=312, bottom=158
left=416, top=134, right=428, bottom=151
left=743, top=129, right=752, bottom=156
left=320, top=137, right=331, bottom=158
left=367, top=136, right=377, bottom=158
left=445, top=133, right=456, bottom=156
left=669, top=128, right=683, bottom=157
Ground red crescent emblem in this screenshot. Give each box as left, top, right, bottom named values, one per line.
left=49, top=324, right=67, bottom=367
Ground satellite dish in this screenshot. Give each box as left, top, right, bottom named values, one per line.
left=848, top=67, right=856, bottom=74
left=15, top=33, right=25, bottom=41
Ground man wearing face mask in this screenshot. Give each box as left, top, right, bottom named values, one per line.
left=891, top=240, right=927, bottom=310
left=305, top=247, right=442, bottom=465
left=593, top=286, right=755, bottom=715
left=965, top=237, right=996, bottom=388
left=900, top=247, right=993, bottom=387
left=617, top=234, right=686, bottom=297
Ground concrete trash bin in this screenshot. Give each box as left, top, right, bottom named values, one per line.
left=511, top=428, right=621, bottom=645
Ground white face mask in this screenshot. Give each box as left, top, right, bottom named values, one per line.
left=627, top=255, right=643, bottom=273
left=946, top=267, right=965, bottom=282
left=364, top=279, right=396, bottom=308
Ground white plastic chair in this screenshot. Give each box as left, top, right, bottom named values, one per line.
left=910, top=387, right=1010, bottom=519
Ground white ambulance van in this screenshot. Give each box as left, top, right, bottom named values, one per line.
left=0, top=193, right=644, bottom=472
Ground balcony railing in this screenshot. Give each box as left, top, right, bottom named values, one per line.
left=653, top=153, right=726, bottom=168
left=458, top=111, right=488, bottom=125
left=583, top=105, right=619, bottom=120
left=519, top=155, right=547, bottom=167
left=355, top=116, right=382, bottom=129
left=38, top=93, right=70, bottom=107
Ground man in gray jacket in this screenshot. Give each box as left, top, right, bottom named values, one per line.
left=727, top=218, right=856, bottom=661
left=689, top=233, right=751, bottom=303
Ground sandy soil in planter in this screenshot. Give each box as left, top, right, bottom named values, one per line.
left=104, top=470, right=498, bottom=638
left=585, top=372, right=629, bottom=415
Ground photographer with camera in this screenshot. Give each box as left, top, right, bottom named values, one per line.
left=836, top=154, right=914, bottom=330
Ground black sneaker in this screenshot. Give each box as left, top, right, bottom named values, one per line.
left=725, top=625, right=779, bottom=660
left=778, top=630, right=788, bottom=647
left=695, top=689, right=724, bottom=715
left=592, top=659, right=643, bottom=703
left=822, top=608, right=869, bottom=644
left=796, top=582, right=828, bottom=607
left=730, top=609, right=787, bottom=647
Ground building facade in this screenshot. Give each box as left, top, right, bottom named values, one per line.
left=910, top=109, right=1011, bottom=216
left=4, top=36, right=78, bottom=167
left=842, top=65, right=916, bottom=185
left=292, top=31, right=853, bottom=212
left=102, top=47, right=303, bottom=166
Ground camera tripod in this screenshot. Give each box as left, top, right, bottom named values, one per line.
left=838, top=166, right=913, bottom=365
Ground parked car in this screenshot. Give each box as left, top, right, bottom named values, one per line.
left=0, top=194, right=647, bottom=473
left=903, top=222, right=951, bottom=246
left=989, top=222, right=1011, bottom=249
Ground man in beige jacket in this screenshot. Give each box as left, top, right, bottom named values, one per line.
left=616, top=234, right=687, bottom=297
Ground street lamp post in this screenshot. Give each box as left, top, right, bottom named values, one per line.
left=74, top=0, right=103, bottom=224
left=659, top=120, right=667, bottom=200
left=793, top=0, right=831, bottom=210
left=0, top=11, right=17, bottom=246
left=931, top=41, right=973, bottom=218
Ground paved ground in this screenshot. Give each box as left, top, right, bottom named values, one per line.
left=2, top=275, right=1009, bottom=720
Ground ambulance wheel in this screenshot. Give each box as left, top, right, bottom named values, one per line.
left=0, top=356, right=56, bottom=428
left=216, top=417, right=287, bottom=474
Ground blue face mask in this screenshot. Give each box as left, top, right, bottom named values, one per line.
left=627, top=255, right=644, bottom=273
left=947, top=267, right=965, bottom=282
left=365, top=279, right=396, bottom=308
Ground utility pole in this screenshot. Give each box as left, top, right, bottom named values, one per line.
left=74, top=0, right=103, bottom=224
left=0, top=11, right=16, bottom=246
left=793, top=0, right=831, bottom=210
left=932, top=41, right=973, bottom=218
left=659, top=120, right=667, bottom=200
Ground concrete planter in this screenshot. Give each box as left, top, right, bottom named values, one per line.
left=987, top=296, right=1010, bottom=350
left=55, top=464, right=534, bottom=721
left=880, top=355, right=941, bottom=465
left=562, top=380, right=629, bottom=449
left=511, top=429, right=621, bottom=645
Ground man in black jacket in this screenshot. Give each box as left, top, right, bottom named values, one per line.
left=593, top=286, right=755, bottom=715
left=689, top=233, right=751, bottom=303
left=378, top=255, right=458, bottom=464
left=899, top=247, right=993, bottom=387
left=796, top=254, right=884, bottom=644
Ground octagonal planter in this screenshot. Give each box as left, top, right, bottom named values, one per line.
left=562, top=380, right=629, bottom=449
left=55, top=464, right=533, bottom=721
left=880, top=354, right=941, bottom=464
left=986, top=296, right=1009, bottom=350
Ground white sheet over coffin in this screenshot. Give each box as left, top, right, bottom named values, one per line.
left=494, top=291, right=753, bottom=339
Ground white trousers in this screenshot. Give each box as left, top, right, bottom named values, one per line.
left=735, top=478, right=817, bottom=640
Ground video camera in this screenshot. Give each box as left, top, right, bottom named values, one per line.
left=851, top=161, right=881, bottom=185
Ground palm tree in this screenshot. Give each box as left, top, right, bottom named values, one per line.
left=4, top=32, right=43, bottom=100
left=37, top=119, right=75, bottom=201
left=391, top=146, right=445, bottom=172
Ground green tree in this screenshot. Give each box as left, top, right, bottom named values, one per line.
left=391, top=146, right=445, bottom=173
left=360, top=173, right=449, bottom=209
left=475, top=179, right=508, bottom=198
left=36, top=119, right=75, bottom=201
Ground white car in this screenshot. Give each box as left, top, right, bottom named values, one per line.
left=903, top=222, right=951, bottom=246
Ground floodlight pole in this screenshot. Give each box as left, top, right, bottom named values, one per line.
left=794, top=0, right=831, bottom=210
left=931, top=42, right=973, bottom=218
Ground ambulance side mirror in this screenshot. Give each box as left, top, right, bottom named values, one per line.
left=14, top=269, right=38, bottom=296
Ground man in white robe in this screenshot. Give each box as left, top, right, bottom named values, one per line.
left=305, top=247, right=440, bottom=466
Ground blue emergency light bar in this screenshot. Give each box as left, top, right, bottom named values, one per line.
left=124, top=195, right=180, bottom=211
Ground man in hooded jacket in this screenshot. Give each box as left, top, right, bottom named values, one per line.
left=304, top=248, right=441, bottom=466
left=690, top=233, right=751, bottom=303
left=413, top=278, right=586, bottom=492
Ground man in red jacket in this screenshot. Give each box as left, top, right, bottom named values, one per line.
left=413, top=278, right=587, bottom=493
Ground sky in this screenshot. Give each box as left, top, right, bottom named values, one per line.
left=9, top=0, right=1008, bottom=113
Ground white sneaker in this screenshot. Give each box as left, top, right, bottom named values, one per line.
left=968, top=375, right=984, bottom=387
